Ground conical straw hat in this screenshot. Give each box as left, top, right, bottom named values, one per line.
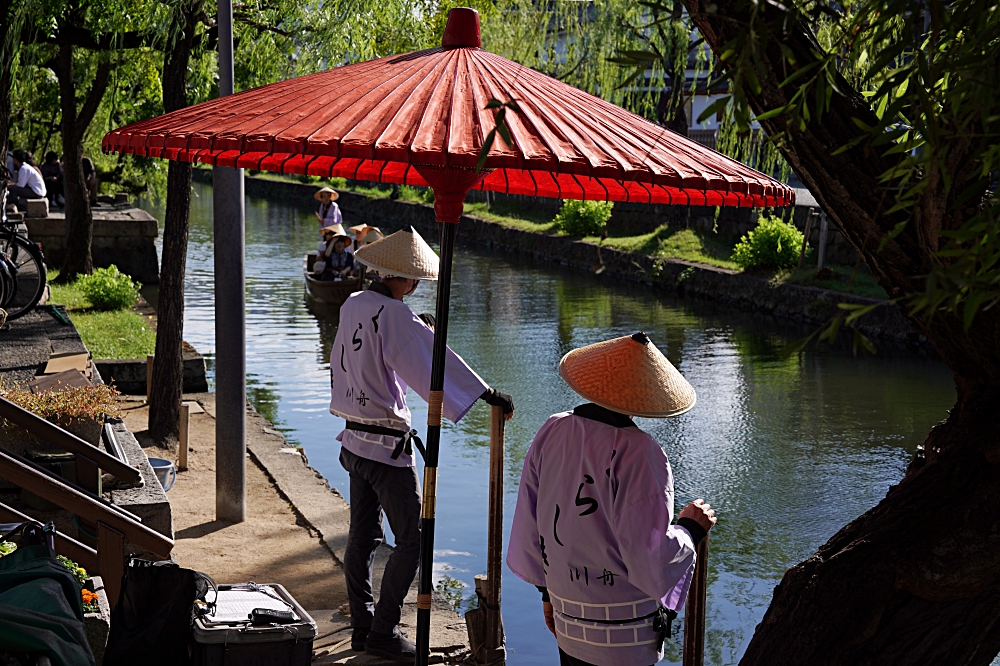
left=559, top=332, right=696, bottom=418
left=354, top=227, right=439, bottom=280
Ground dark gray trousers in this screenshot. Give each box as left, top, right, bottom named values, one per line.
left=339, top=447, right=421, bottom=634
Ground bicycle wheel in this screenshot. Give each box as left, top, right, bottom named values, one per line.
left=0, top=233, right=46, bottom=320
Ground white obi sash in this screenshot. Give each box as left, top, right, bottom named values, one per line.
left=550, top=591, right=662, bottom=648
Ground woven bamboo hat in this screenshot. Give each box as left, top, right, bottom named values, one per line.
left=314, top=186, right=339, bottom=201
left=349, top=224, right=377, bottom=238
left=354, top=227, right=438, bottom=280
left=320, top=223, right=349, bottom=243
left=358, top=228, right=384, bottom=244
left=559, top=332, right=696, bottom=418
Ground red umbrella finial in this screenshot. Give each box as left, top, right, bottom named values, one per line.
left=442, top=7, right=481, bottom=49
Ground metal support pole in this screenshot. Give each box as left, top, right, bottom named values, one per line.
left=415, top=220, right=459, bottom=666
left=214, top=0, right=246, bottom=523
left=817, top=212, right=829, bottom=271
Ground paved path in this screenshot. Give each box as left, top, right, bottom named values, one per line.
left=125, top=394, right=470, bottom=664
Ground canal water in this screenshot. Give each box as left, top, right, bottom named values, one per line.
left=143, top=181, right=956, bottom=665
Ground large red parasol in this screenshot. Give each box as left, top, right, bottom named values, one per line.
left=104, top=8, right=793, bottom=664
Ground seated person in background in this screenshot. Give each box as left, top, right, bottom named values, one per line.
left=81, top=154, right=97, bottom=204
left=315, top=228, right=355, bottom=281
left=40, top=152, right=63, bottom=207
left=5, top=141, right=14, bottom=178
left=6, top=150, right=46, bottom=210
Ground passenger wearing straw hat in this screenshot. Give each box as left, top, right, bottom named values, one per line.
left=507, top=333, right=717, bottom=666
left=315, top=186, right=342, bottom=227
left=329, top=227, right=514, bottom=661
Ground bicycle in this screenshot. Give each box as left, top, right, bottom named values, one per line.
left=0, top=175, right=48, bottom=321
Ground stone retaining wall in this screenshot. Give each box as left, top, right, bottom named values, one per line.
left=193, top=169, right=923, bottom=345
left=27, top=205, right=160, bottom=284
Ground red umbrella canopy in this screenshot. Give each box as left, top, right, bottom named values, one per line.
left=103, top=8, right=794, bottom=214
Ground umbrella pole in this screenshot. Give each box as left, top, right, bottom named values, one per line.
left=414, top=168, right=490, bottom=666
left=416, top=219, right=458, bottom=666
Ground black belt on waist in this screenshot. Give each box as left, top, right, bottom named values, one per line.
left=560, top=606, right=677, bottom=650
left=345, top=421, right=425, bottom=460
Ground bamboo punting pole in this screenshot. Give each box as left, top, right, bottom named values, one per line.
left=683, top=535, right=710, bottom=666
left=485, top=404, right=506, bottom=661
left=178, top=403, right=190, bottom=471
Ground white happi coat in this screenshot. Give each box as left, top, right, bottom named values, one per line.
left=507, top=408, right=698, bottom=666
left=329, top=289, right=488, bottom=467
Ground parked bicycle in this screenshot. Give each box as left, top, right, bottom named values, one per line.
left=0, top=175, right=48, bottom=321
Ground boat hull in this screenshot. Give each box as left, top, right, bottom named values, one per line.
left=303, top=253, right=362, bottom=306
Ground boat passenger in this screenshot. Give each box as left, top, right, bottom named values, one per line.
left=349, top=224, right=383, bottom=250
left=315, top=186, right=342, bottom=227
left=329, top=227, right=514, bottom=662
left=507, top=333, right=716, bottom=666
left=318, top=223, right=353, bottom=256
left=314, top=226, right=355, bottom=280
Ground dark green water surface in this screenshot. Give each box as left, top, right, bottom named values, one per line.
left=143, top=182, right=956, bottom=664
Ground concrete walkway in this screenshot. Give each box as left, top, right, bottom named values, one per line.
left=123, top=393, right=470, bottom=664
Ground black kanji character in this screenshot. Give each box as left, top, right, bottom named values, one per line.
left=340, top=345, right=346, bottom=372
left=539, top=535, right=550, bottom=567
left=553, top=504, right=564, bottom=546
left=372, top=305, right=384, bottom=334
left=352, top=323, right=363, bottom=351
left=357, top=390, right=368, bottom=407
left=598, top=569, right=616, bottom=586
left=576, top=474, right=598, bottom=516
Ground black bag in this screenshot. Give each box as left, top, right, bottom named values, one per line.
left=103, top=558, right=215, bottom=666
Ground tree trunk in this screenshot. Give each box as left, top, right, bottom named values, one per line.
left=676, top=1, right=1000, bottom=663
left=0, top=0, right=15, bottom=181
left=52, top=39, right=111, bottom=283
left=148, top=6, right=196, bottom=445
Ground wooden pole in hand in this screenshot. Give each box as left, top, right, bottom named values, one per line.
left=683, top=535, right=710, bottom=666
left=484, top=404, right=506, bottom=662
left=178, top=403, right=190, bottom=471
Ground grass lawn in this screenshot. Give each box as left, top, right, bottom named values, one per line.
left=242, top=171, right=890, bottom=299
left=47, top=274, right=157, bottom=359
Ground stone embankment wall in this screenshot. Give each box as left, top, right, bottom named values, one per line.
left=27, top=205, right=160, bottom=284
left=193, top=169, right=924, bottom=346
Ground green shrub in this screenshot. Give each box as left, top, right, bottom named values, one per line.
left=553, top=199, right=614, bottom=236
left=76, top=266, right=141, bottom=311
left=731, top=216, right=806, bottom=270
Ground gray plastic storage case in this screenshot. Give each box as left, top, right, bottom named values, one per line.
left=191, top=583, right=316, bottom=666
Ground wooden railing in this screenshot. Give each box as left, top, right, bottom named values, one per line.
left=0, top=396, right=173, bottom=607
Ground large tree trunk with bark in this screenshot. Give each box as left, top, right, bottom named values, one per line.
left=52, top=38, right=110, bottom=283
left=678, top=0, right=1000, bottom=664
left=0, top=0, right=15, bottom=181
left=148, top=6, right=196, bottom=445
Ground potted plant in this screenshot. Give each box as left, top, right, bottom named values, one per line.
left=0, top=383, right=122, bottom=453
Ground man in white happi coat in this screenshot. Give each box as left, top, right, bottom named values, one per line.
left=329, top=227, right=514, bottom=662
left=508, top=332, right=716, bottom=666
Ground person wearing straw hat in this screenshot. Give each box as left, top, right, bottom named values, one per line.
left=329, top=226, right=514, bottom=661
left=348, top=224, right=383, bottom=249
left=507, top=333, right=717, bottom=666
left=315, top=186, right=342, bottom=227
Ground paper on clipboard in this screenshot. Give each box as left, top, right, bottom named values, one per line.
left=202, top=587, right=298, bottom=624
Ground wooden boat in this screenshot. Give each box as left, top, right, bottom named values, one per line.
left=303, top=252, right=363, bottom=306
